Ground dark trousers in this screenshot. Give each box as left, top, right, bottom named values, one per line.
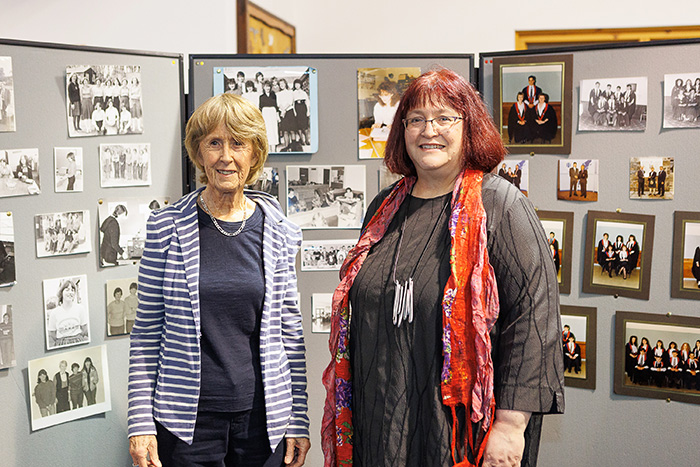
left=156, top=406, right=285, bottom=467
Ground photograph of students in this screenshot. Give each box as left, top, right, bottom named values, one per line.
left=107, top=287, right=127, bottom=335
left=33, top=369, right=56, bottom=417
left=563, top=334, right=581, bottom=374
left=521, top=74, right=542, bottom=108
left=590, top=219, right=645, bottom=289
left=44, top=276, right=90, bottom=350
left=54, top=360, right=71, bottom=413
left=558, top=159, right=598, bottom=201
left=532, top=93, right=557, bottom=143
left=624, top=335, right=639, bottom=377
left=539, top=217, right=565, bottom=285
left=99, top=144, right=151, bottom=187
left=579, top=77, right=647, bottom=131
left=68, top=362, right=84, bottom=409
left=0, top=307, right=15, bottom=369
left=34, top=211, right=90, bottom=258
left=506, top=92, right=532, bottom=144
left=629, top=157, right=674, bottom=199
left=259, top=80, right=280, bottom=152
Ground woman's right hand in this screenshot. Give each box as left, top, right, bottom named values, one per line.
left=129, top=435, right=161, bottom=467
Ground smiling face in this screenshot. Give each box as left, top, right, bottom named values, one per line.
left=61, top=283, right=76, bottom=305
left=197, top=122, right=256, bottom=199
left=404, top=105, right=464, bottom=183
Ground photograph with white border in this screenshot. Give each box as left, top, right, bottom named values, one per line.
left=0, top=304, right=16, bottom=369
left=495, top=160, right=529, bottom=196
left=663, top=73, right=700, bottom=128
left=0, top=57, right=16, bottom=132
left=629, top=157, right=674, bottom=200
left=0, top=212, right=16, bottom=287
left=34, top=210, right=90, bottom=258
left=99, top=143, right=151, bottom=187
left=246, top=166, right=279, bottom=199
left=578, top=77, right=648, bottom=131
left=105, top=277, right=138, bottom=336
left=311, top=293, right=332, bottom=334
left=0, top=148, right=41, bottom=198
left=43, top=275, right=90, bottom=350
left=54, top=147, right=84, bottom=192
left=301, top=239, right=356, bottom=271
left=557, top=159, right=599, bottom=202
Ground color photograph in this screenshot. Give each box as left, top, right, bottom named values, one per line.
left=0, top=148, right=41, bottom=198
left=557, top=159, right=598, bottom=201
left=311, top=293, right=332, bottom=334
left=561, top=305, right=597, bottom=389
left=105, top=278, right=138, bottom=336
left=495, top=160, right=529, bottom=196
left=0, top=56, right=16, bottom=132
left=99, top=143, right=151, bottom=187
left=34, top=210, right=90, bottom=258
left=0, top=212, right=15, bottom=287
left=42, top=275, right=90, bottom=350
left=537, top=210, right=574, bottom=294
left=357, top=67, right=420, bottom=159
left=578, top=77, right=648, bottom=131
left=663, top=73, right=700, bottom=128
left=54, top=147, right=84, bottom=193
left=671, top=212, right=700, bottom=300
left=629, top=157, right=673, bottom=200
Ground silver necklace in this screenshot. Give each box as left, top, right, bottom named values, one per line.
left=199, top=193, right=247, bottom=237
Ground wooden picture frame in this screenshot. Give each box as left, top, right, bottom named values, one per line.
left=582, top=210, right=655, bottom=300
left=237, top=1, right=296, bottom=54
left=614, top=311, right=700, bottom=405
left=537, top=210, right=574, bottom=294
left=671, top=211, right=700, bottom=300
left=561, top=305, right=596, bottom=389
left=492, top=54, right=573, bottom=154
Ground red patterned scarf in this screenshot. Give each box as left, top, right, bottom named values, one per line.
left=321, top=169, right=500, bottom=466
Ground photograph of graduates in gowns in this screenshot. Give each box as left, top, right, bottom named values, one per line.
left=616, top=312, right=700, bottom=404
left=578, top=77, right=648, bottom=131
left=673, top=216, right=700, bottom=295
left=557, top=159, right=598, bottom=201
left=357, top=67, right=420, bottom=159
left=540, top=218, right=565, bottom=283
left=0, top=56, right=16, bottom=132
left=629, top=157, right=673, bottom=200
left=495, top=159, right=528, bottom=196
left=663, top=72, right=700, bottom=129
left=0, top=213, right=16, bottom=287
left=560, top=306, right=597, bottom=389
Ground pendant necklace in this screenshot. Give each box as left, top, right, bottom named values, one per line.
left=390, top=193, right=450, bottom=327
left=199, top=193, right=248, bottom=237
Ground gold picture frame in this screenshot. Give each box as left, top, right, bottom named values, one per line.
left=237, top=1, right=296, bottom=54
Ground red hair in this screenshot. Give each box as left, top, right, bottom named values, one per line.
left=384, top=68, right=506, bottom=176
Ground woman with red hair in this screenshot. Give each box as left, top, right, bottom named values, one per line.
left=322, top=68, right=564, bottom=466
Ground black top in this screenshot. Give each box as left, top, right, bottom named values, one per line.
left=349, top=173, right=564, bottom=466
left=197, top=204, right=266, bottom=412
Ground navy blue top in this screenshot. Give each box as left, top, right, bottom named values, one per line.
left=197, top=203, right=266, bottom=412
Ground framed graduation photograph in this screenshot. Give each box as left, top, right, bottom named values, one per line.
left=557, top=159, right=598, bottom=202
left=578, top=77, right=648, bottom=131
left=671, top=211, right=700, bottom=300
left=492, top=54, right=573, bottom=154
left=495, top=159, right=529, bottom=196
left=663, top=73, right=700, bottom=129
left=629, top=157, right=673, bottom=200
left=561, top=305, right=597, bottom=389
left=614, top=311, right=700, bottom=405
left=582, top=211, right=655, bottom=300
left=537, top=210, right=574, bottom=294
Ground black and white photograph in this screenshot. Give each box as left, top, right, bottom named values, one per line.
left=54, top=147, right=84, bottom=193
left=561, top=305, right=597, bottom=389
left=537, top=210, right=574, bottom=294
left=98, top=197, right=168, bottom=267
left=301, top=239, right=356, bottom=271
left=28, top=344, right=111, bottom=431
left=578, top=77, right=648, bottom=131
left=286, top=165, right=366, bottom=229
left=34, top=210, right=90, bottom=258
left=615, top=311, right=700, bottom=405
left=311, top=293, right=332, bottom=334
left=379, top=167, right=403, bottom=191
left=492, top=54, right=573, bottom=154
left=583, top=211, right=655, bottom=300
left=357, top=67, right=420, bottom=159
left=0, top=148, right=41, bottom=198
left=0, top=304, right=16, bottom=370
left=0, top=212, right=16, bottom=287
left=214, top=66, right=318, bottom=153
left=42, top=275, right=90, bottom=351
left=0, top=56, right=16, bottom=132
left=671, top=212, right=700, bottom=300
left=105, top=277, right=138, bottom=336
left=557, top=159, right=598, bottom=201
left=495, top=160, right=529, bottom=196
left=246, top=166, right=279, bottom=198
left=629, top=157, right=674, bottom=200
left=663, top=73, right=700, bottom=128
left=65, top=65, right=143, bottom=138
left=99, top=143, right=151, bottom=187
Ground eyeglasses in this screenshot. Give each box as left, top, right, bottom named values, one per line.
left=402, top=116, right=463, bottom=132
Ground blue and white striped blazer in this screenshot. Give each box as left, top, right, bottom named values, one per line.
left=127, top=187, right=309, bottom=449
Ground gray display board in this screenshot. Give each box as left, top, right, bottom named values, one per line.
left=480, top=40, right=700, bottom=466
left=0, top=39, right=184, bottom=466
left=189, top=53, right=473, bottom=466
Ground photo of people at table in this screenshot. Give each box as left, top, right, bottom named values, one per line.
left=357, top=67, right=420, bottom=159
left=0, top=148, right=40, bottom=198
left=0, top=56, right=16, bottom=132
left=663, top=72, right=700, bottom=128
left=557, top=159, right=598, bottom=201
left=629, top=157, right=674, bottom=200
left=681, top=221, right=700, bottom=291
left=0, top=214, right=15, bottom=287
left=561, top=314, right=588, bottom=379
left=592, top=220, right=645, bottom=289
left=623, top=326, right=700, bottom=393
left=495, top=159, right=528, bottom=196
left=578, top=77, right=647, bottom=131
left=500, top=66, right=563, bottom=146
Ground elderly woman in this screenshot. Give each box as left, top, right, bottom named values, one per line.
left=322, top=69, right=564, bottom=467
left=128, top=93, right=309, bottom=467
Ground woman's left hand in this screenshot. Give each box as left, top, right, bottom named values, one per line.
left=284, top=437, right=310, bottom=467
left=482, top=409, right=531, bottom=467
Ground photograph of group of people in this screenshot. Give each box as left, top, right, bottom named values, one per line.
left=300, top=239, right=355, bottom=271
left=0, top=305, right=15, bottom=369
left=219, top=66, right=315, bottom=153
left=105, top=278, right=138, bottom=336
left=98, top=197, right=166, bottom=267
left=311, top=293, right=332, bottom=333
left=245, top=166, right=279, bottom=197
left=65, top=65, right=143, bottom=137
left=680, top=221, right=700, bottom=291
left=663, top=72, right=700, bottom=128
left=578, top=77, right=647, bottom=131
left=357, top=67, right=420, bottom=159
left=496, top=160, right=529, bottom=196
left=28, top=344, right=110, bottom=431
left=593, top=222, right=644, bottom=288
left=0, top=56, right=15, bottom=132
left=557, top=159, right=599, bottom=201
left=42, top=275, right=90, bottom=350
left=53, top=147, right=83, bottom=192
left=286, top=165, right=365, bottom=229
left=0, top=214, right=15, bottom=287
left=98, top=143, right=151, bottom=187
left=629, top=157, right=673, bottom=200
left=0, top=148, right=41, bottom=198
left=34, top=210, right=90, bottom=258
left=561, top=316, right=588, bottom=379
